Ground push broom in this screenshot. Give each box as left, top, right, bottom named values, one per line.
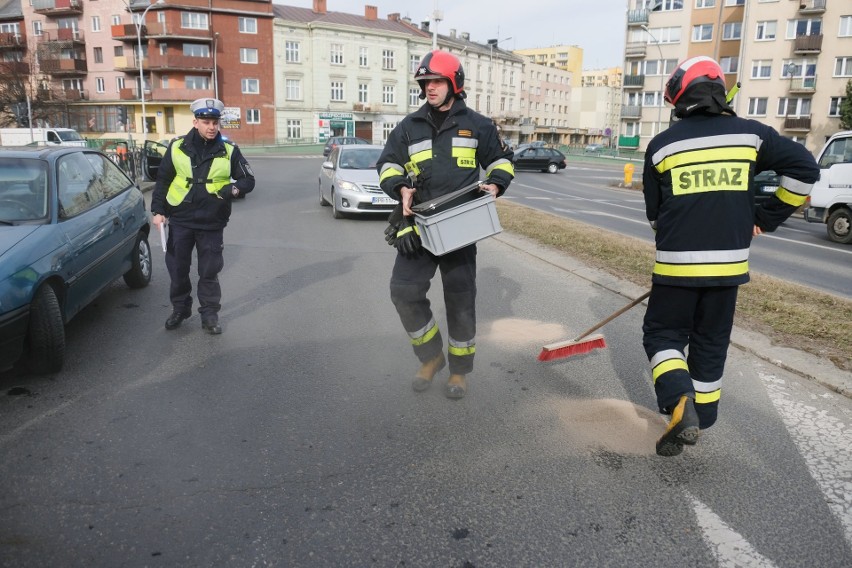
left=537, top=290, right=651, bottom=362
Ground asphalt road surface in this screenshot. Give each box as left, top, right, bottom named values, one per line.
left=0, top=156, right=850, bottom=566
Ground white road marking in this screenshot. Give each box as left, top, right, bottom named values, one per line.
left=758, top=232, right=852, bottom=255
left=551, top=207, right=651, bottom=226
left=759, top=370, right=852, bottom=545
left=689, top=493, right=779, bottom=567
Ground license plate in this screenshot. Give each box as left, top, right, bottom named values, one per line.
left=372, top=196, right=398, bottom=205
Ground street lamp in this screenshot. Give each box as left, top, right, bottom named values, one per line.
left=487, top=36, right=512, bottom=115
left=134, top=0, right=165, bottom=140
left=641, top=24, right=664, bottom=134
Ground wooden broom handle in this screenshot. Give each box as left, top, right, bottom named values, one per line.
left=573, top=290, right=652, bottom=341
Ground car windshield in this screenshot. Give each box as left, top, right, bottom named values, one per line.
left=58, top=130, right=83, bottom=142
left=339, top=147, right=382, bottom=170
left=0, top=158, right=49, bottom=222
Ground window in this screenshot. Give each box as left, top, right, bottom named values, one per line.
left=161, top=75, right=169, bottom=89
left=751, top=60, right=772, bottom=79
left=381, top=122, right=397, bottom=143
left=829, top=97, right=845, bottom=117
left=116, top=76, right=125, bottom=92
left=645, top=0, right=684, bottom=12
left=83, top=153, right=132, bottom=200
left=722, top=22, right=741, bottom=40
left=382, top=49, right=395, bottom=70
left=841, top=16, right=852, bottom=38
left=96, top=77, right=105, bottom=93
left=777, top=97, right=811, bottom=117
left=835, top=57, right=852, bottom=77
left=781, top=58, right=817, bottom=79
left=286, top=78, right=301, bottom=100
left=286, top=119, right=301, bottom=139
left=330, top=43, right=344, bottom=65
left=382, top=85, right=395, bottom=105
left=692, top=24, right=713, bottom=42
left=91, top=16, right=101, bottom=32
left=724, top=0, right=744, bottom=5
left=32, top=20, right=42, bottom=36
left=183, top=44, right=209, bottom=57
left=181, top=12, right=208, bottom=30
left=409, top=54, right=420, bottom=73
left=246, top=109, right=260, bottom=124
left=111, top=15, right=120, bottom=26
left=330, top=81, right=344, bottom=101
left=409, top=87, right=419, bottom=107
left=720, top=56, right=738, bottom=73
left=696, top=0, right=715, bottom=8
left=358, top=83, right=368, bottom=104
left=93, top=47, right=103, bottom=64
left=238, top=17, right=257, bottom=34
left=748, top=97, right=768, bottom=116
left=786, top=19, right=821, bottom=39
left=185, top=75, right=210, bottom=89
left=160, top=43, right=167, bottom=55
left=359, top=47, right=368, bottom=67
left=58, top=154, right=101, bottom=218
left=242, top=78, right=259, bottom=94
left=755, top=21, right=776, bottom=41
left=240, top=48, right=258, bottom=64
left=285, top=41, right=300, bottom=63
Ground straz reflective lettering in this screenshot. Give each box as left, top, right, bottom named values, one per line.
left=457, top=157, right=477, bottom=168
left=672, top=163, right=747, bottom=195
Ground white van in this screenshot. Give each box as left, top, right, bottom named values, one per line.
left=804, top=130, right=852, bottom=244
left=0, top=127, right=86, bottom=148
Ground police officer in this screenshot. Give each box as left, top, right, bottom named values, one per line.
left=150, top=98, right=255, bottom=334
left=642, top=57, right=819, bottom=456
left=377, top=50, right=514, bottom=399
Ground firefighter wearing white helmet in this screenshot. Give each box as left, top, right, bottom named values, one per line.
left=376, top=50, right=515, bottom=400
left=150, top=97, right=255, bottom=335
left=641, top=56, right=819, bottom=456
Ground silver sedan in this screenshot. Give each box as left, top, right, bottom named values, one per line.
left=318, top=145, right=398, bottom=219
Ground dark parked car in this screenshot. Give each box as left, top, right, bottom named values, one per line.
left=753, top=170, right=780, bottom=204
left=322, top=136, right=369, bottom=157
left=0, top=147, right=151, bottom=374
left=512, top=147, right=567, bottom=174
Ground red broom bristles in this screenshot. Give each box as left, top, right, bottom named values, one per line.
left=537, top=333, right=607, bottom=362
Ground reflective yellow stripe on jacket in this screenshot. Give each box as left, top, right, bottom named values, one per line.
left=166, top=140, right=234, bottom=206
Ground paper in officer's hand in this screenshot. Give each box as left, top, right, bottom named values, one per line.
left=159, top=222, right=167, bottom=252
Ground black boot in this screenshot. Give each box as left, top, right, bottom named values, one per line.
left=202, top=318, right=222, bottom=335
left=165, top=310, right=190, bottom=330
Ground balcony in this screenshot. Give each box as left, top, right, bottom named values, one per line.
left=147, top=52, right=214, bottom=72
left=627, top=9, right=648, bottom=26
left=625, top=42, right=647, bottom=59
left=621, top=105, right=642, bottom=120
left=0, top=61, right=30, bottom=75
left=798, top=0, right=826, bottom=15
left=39, top=27, right=85, bottom=45
left=623, top=74, right=645, bottom=89
left=62, top=89, right=88, bottom=101
left=793, top=34, right=822, bottom=54
left=144, top=22, right=214, bottom=42
left=0, top=32, right=24, bottom=49
left=39, top=58, right=87, bottom=75
left=32, top=0, right=83, bottom=16
left=783, top=117, right=811, bottom=131
left=150, top=87, right=215, bottom=102
left=111, top=24, right=142, bottom=42
left=788, top=76, right=816, bottom=94
left=114, top=55, right=146, bottom=72
left=618, top=135, right=640, bottom=149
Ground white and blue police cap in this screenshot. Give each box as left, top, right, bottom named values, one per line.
left=190, top=98, right=224, bottom=119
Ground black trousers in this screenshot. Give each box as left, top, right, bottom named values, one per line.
left=165, top=224, right=225, bottom=322
left=642, top=284, right=739, bottom=429
left=390, top=244, right=477, bottom=375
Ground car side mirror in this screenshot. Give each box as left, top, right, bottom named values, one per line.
left=322, top=161, right=334, bottom=170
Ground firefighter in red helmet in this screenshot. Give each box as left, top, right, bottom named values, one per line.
left=377, top=50, right=514, bottom=399
left=641, top=56, right=819, bottom=455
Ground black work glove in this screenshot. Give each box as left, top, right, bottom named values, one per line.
left=384, top=202, right=404, bottom=247
left=394, top=216, right=421, bottom=256
left=384, top=223, right=398, bottom=246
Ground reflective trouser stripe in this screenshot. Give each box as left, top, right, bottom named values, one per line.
left=409, top=318, right=439, bottom=346
left=654, top=261, right=749, bottom=278
left=652, top=350, right=688, bottom=384
left=448, top=336, right=476, bottom=357
left=695, top=390, right=721, bottom=404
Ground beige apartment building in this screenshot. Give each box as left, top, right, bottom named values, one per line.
left=621, top=0, right=848, bottom=154
left=513, top=45, right=584, bottom=87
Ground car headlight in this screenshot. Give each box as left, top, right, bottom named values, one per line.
left=337, top=180, right=362, bottom=192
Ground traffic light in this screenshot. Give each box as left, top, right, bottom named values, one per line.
left=117, top=106, right=128, bottom=128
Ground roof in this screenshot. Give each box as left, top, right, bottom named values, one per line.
left=272, top=5, right=429, bottom=38
left=0, top=0, right=22, bottom=21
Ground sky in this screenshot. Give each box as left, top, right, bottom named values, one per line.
left=276, top=0, right=628, bottom=69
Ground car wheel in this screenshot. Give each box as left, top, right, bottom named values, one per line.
left=27, top=284, right=65, bottom=375
left=826, top=207, right=852, bottom=244
left=319, top=181, right=329, bottom=206
left=547, top=163, right=559, bottom=174
left=123, top=231, right=152, bottom=288
left=331, top=188, right=344, bottom=219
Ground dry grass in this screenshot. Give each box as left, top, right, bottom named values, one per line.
left=496, top=200, right=852, bottom=372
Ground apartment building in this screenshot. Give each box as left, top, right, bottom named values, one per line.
left=513, top=45, right=584, bottom=87
left=5, top=0, right=275, bottom=145
left=519, top=62, right=573, bottom=146
left=581, top=67, right=624, bottom=88
left=621, top=0, right=847, bottom=154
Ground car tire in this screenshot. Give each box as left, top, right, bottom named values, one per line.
left=27, top=284, right=65, bottom=375
left=332, top=188, right=344, bottom=219
left=547, top=163, right=559, bottom=174
left=826, top=207, right=852, bottom=244
left=123, top=231, right=152, bottom=289
left=319, top=181, right=329, bottom=206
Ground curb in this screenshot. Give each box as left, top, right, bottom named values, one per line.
left=493, top=231, right=852, bottom=399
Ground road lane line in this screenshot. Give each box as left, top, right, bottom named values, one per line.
left=689, top=493, right=779, bottom=567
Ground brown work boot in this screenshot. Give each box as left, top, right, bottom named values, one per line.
left=412, top=353, right=446, bottom=392
left=656, top=394, right=700, bottom=457
left=444, top=373, right=467, bottom=400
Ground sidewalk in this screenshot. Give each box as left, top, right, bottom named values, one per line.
left=494, top=231, right=852, bottom=399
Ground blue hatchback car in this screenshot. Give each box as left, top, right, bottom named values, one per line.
left=0, top=147, right=151, bottom=374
